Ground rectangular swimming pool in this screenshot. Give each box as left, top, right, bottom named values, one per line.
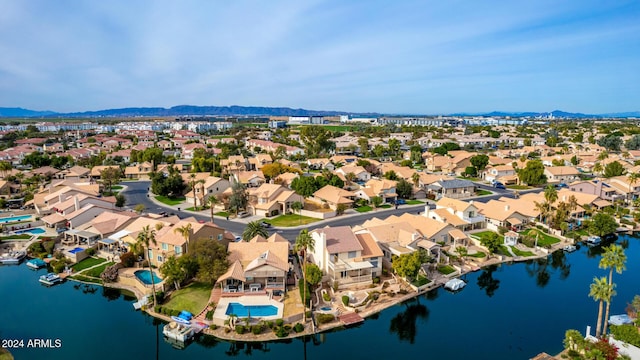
left=68, top=247, right=84, bottom=254
left=15, top=228, right=45, bottom=235
left=0, top=215, right=32, bottom=224
left=225, top=303, right=278, bottom=317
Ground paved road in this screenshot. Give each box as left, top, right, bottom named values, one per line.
left=120, top=180, right=542, bottom=242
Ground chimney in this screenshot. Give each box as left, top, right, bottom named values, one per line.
left=469, top=200, right=474, bottom=205
left=74, top=195, right=80, bottom=212
left=562, top=195, right=566, bottom=202
left=423, top=205, right=430, bottom=217
left=505, top=205, right=510, bottom=211
left=59, top=193, right=65, bottom=203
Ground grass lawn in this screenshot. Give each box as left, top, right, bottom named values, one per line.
left=154, top=195, right=185, bottom=206
left=412, top=274, right=431, bottom=287
left=467, top=251, right=486, bottom=258
left=379, top=204, right=392, bottom=209
left=84, top=262, right=115, bottom=277
left=72, top=257, right=107, bottom=272
left=406, top=200, right=425, bottom=205
left=356, top=206, right=372, bottom=213
left=472, top=231, right=503, bottom=241
left=0, top=234, right=32, bottom=241
left=215, top=211, right=228, bottom=218
left=511, top=247, right=535, bottom=257
left=70, top=275, right=102, bottom=284
left=476, top=190, right=492, bottom=196
left=521, top=229, right=561, bottom=246
left=111, top=185, right=123, bottom=190
left=498, top=245, right=513, bottom=256
left=437, top=265, right=456, bottom=275
left=264, top=214, right=320, bottom=227
left=163, top=282, right=213, bottom=315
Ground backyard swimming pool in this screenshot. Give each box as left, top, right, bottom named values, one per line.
left=134, top=270, right=163, bottom=285
left=15, top=228, right=45, bottom=235
left=225, top=303, right=278, bottom=317
left=68, top=247, right=84, bottom=254
left=0, top=215, right=32, bottom=224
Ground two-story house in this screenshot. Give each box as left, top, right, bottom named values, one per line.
left=247, top=183, right=304, bottom=217
left=354, top=179, right=397, bottom=204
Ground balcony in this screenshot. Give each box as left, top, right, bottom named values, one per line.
left=463, top=215, right=485, bottom=223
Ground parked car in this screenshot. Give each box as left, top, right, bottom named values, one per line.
left=493, top=182, right=506, bottom=189
left=260, top=221, right=272, bottom=228
left=237, top=211, right=250, bottom=218
left=396, top=199, right=406, bottom=205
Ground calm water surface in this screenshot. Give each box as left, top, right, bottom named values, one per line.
left=2, top=235, right=639, bottom=360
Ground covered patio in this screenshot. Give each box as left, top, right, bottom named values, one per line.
left=61, top=229, right=100, bottom=246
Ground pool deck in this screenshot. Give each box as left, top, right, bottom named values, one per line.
left=212, top=295, right=284, bottom=326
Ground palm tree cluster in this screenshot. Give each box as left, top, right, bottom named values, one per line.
left=589, top=244, right=626, bottom=337
left=533, top=185, right=577, bottom=233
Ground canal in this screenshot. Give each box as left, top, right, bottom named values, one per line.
left=2, top=235, right=639, bottom=359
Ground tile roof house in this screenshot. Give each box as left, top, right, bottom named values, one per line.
left=312, top=185, right=355, bottom=210
left=310, top=226, right=383, bottom=289
left=247, top=183, right=304, bottom=217
left=354, top=179, right=398, bottom=204
left=427, top=179, right=476, bottom=199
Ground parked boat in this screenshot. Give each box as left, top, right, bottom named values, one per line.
left=39, top=272, right=62, bottom=286
left=26, top=258, right=47, bottom=269
left=609, top=314, right=633, bottom=326
left=563, top=245, right=577, bottom=253
left=163, top=321, right=195, bottom=342
left=585, top=236, right=602, bottom=247
left=0, top=250, right=26, bottom=265
left=444, top=278, right=466, bottom=292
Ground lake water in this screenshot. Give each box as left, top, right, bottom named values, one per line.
left=2, top=235, right=639, bottom=360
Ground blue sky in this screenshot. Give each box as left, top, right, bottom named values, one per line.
left=0, top=0, right=638, bottom=114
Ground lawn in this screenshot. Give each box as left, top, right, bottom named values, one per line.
left=406, top=200, right=425, bottom=205
left=0, top=234, right=32, bottom=241
left=521, top=229, right=561, bottom=246
left=84, top=262, right=115, bottom=278
left=379, top=204, right=392, bottom=209
left=154, top=195, right=185, bottom=206
left=111, top=185, right=123, bottom=190
left=215, top=211, right=229, bottom=218
left=264, top=214, right=320, bottom=227
left=412, top=274, right=431, bottom=287
left=467, top=251, right=486, bottom=258
left=72, top=257, right=107, bottom=272
left=476, top=190, right=492, bottom=196
left=163, top=282, right=213, bottom=315
left=437, top=265, right=457, bottom=275
left=356, top=206, right=372, bottom=213
left=70, top=275, right=102, bottom=284
left=507, top=185, right=531, bottom=190
left=511, top=247, right=535, bottom=257
left=472, top=231, right=503, bottom=241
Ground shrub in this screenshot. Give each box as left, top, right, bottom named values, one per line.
left=85, top=248, right=96, bottom=256
left=293, top=323, right=304, bottom=333
left=342, top=295, right=349, bottom=307
left=610, top=324, right=640, bottom=347
left=205, top=310, right=214, bottom=321
left=235, top=325, right=245, bottom=334
left=275, top=319, right=284, bottom=327
left=252, top=325, right=263, bottom=335
left=155, top=306, right=162, bottom=314
left=322, top=292, right=331, bottom=302
left=171, top=309, right=180, bottom=317
left=119, top=252, right=136, bottom=268
left=275, top=327, right=288, bottom=338
left=266, top=321, right=274, bottom=329
left=373, top=277, right=380, bottom=284
left=43, top=240, right=55, bottom=254
left=155, top=291, right=165, bottom=302
left=316, top=313, right=335, bottom=324
left=283, top=324, right=292, bottom=332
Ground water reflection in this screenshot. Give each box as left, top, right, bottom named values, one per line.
left=388, top=298, right=429, bottom=344
left=477, top=265, right=500, bottom=297
left=225, top=341, right=271, bottom=356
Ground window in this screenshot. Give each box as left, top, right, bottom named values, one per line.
left=161, top=243, right=168, bottom=250
left=174, top=246, right=182, bottom=255
left=348, top=251, right=357, bottom=259
left=217, top=234, right=223, bottom=240
left=157, top=255, right=163, bottom=262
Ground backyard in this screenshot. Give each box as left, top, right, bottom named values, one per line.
left=521, top=229, right=561, bottom=247
left=162, top=282, right=213, bottom=315
left=72, top=257, right=107, bottom=272
left=263, top=214, right=320, bottom=227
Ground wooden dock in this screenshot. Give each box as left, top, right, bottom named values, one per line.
left=339, top=312, right=364, bottom=326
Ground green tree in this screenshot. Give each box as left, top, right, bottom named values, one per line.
left=518, top=159, right=547, bottom=186
left=597, top=134, right=622, bottom=151
left=599, top=244, right=626, bottom=335
left=134, top=204, right=145, bottom=213
left=100, top=166, right=122, bottom=194
left=411, top=172, right=421, bottom=187
left=480, top=232, right=502, bottom=256
left=136, top=225, right=158, bottom=306
left=358, top=138, right=369, bottom=157
left=396, top=178, right=413, bottom=199
left=470, top=154, right=489, bottom=172
left=228, top=181, right=248, bottom=214
left=291, top=176, right=319, bottom=198
left=207, top=195, right=220, bottom=224
left=371, top=196, right=383, bottom=209
left=159, top=255, right=187, bottom=290
left=295, top=229, right=315, bottom=322
left=173, top=223, right=193, bottom=251
left=544, top=184, right=558, bottom=204
left=383, top=170, right=398, bottom=180
left=392, top=250, right=428, bottom=281
left=189, top=237, right=229, bottom=285
left=589, top=276, right=613, bottom=338
left=588, top=213, right=618, bottom=237
left=625, top=134, right=640, bottom=150
left=115, top=194, right=126, bottom=208
left=304, top=263, right=322, bottom=288
left=603, top=161, right=625, bottom=178
left=242, top=221, right=268, bottom=241
left=388, top=138, right=401, bottom=156
left=464, top=166, right=477, bottom=177
left=300, top=126, right=334, bottom=158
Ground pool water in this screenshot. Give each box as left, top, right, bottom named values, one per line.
left=68, top=247, right=84, bottom=254
left=225, top=303, right=278, bottom=317
left=134, top=270, right=162, bottom=285
left=15, top=228, right=45, bottom=235
left=0, top=215, right=32, bottom=224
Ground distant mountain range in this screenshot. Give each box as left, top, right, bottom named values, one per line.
left=0, top=105, right=638, bottom=119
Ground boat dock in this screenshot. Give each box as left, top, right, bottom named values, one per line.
left=339, top=312, right=364, bottom=326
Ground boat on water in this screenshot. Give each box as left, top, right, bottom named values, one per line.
left=26, top=258, right=47, bottom=269
left=39, top=272, right=62, bottom=286
left=609, top=314, right=633, bottom=326
left=0, top=250, right=26, bottom=265
left=585, top=236, right=602, bottom=247
left=163, top=321, right=195, bottom=342
left=444, top=278, right=466, bottom=292
left=563, top=245, right=577, bottom=253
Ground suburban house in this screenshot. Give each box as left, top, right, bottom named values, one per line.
left=124, top=161, right=154, bottom=179
left=307, top=158, right=335, bottom=171
left=335, top=164, right=371, bottom=183
left=483, top=164, right=517, bottom=183
left=474, top=200, right=531, bottom=232
left=220, top=155, right=247, bottom=174
left=543, top=166, right=580, bottom=184
left=247, top=154, right=273, bottom=171
left=312, top=185, right=355, bottom=210
left=569, top=180, right=625, bottom=202
left=183, top=176, right=230, bottom=206
left=247, top=183, right=304, bottom=217
left=233, top=171, right=266, bottom=188
left=425, top=198, right=485, bottom=231
left=354, top=179, right=398, bottom=204
left=60, top=166, right=91, bottom=181
left=427, top=179, right=476, bottom=199
left=216, top=235, right=290, bottom=294
left=310, top=226, right=383, bottom=289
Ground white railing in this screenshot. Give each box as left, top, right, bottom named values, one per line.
left=463, top=215, right=485, bottom=223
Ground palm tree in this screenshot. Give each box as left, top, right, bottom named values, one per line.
left=136, top=225, right=158, bottom=306
left=295, top=229, right=315, bottom=323
left=173, top=223, right=193, bottom=252
left=627, top=172, right=639, bottom=203
left=15, top=172, right=24, bottom=192
left=593, top=162, right=603, bottom=176
left=190, top=174, right=197, bottom=210
left=544, top=184, right=558, bottom=204
left=411, top=172, right=420, bottom=188
left=198, top=179, right=206, bottom=210
left=0, top=161, right=12, bottom=179
left=207, top=195, right=220, bottom=224
left=345, top=172, right=356, bottom=186
left=534, top=200, right=550, bottom=224
left=589, top=276, right=610, bottom=338
left=242, top=220, right=268, bottom=241
left=599, top=244, right=626, bottom=335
